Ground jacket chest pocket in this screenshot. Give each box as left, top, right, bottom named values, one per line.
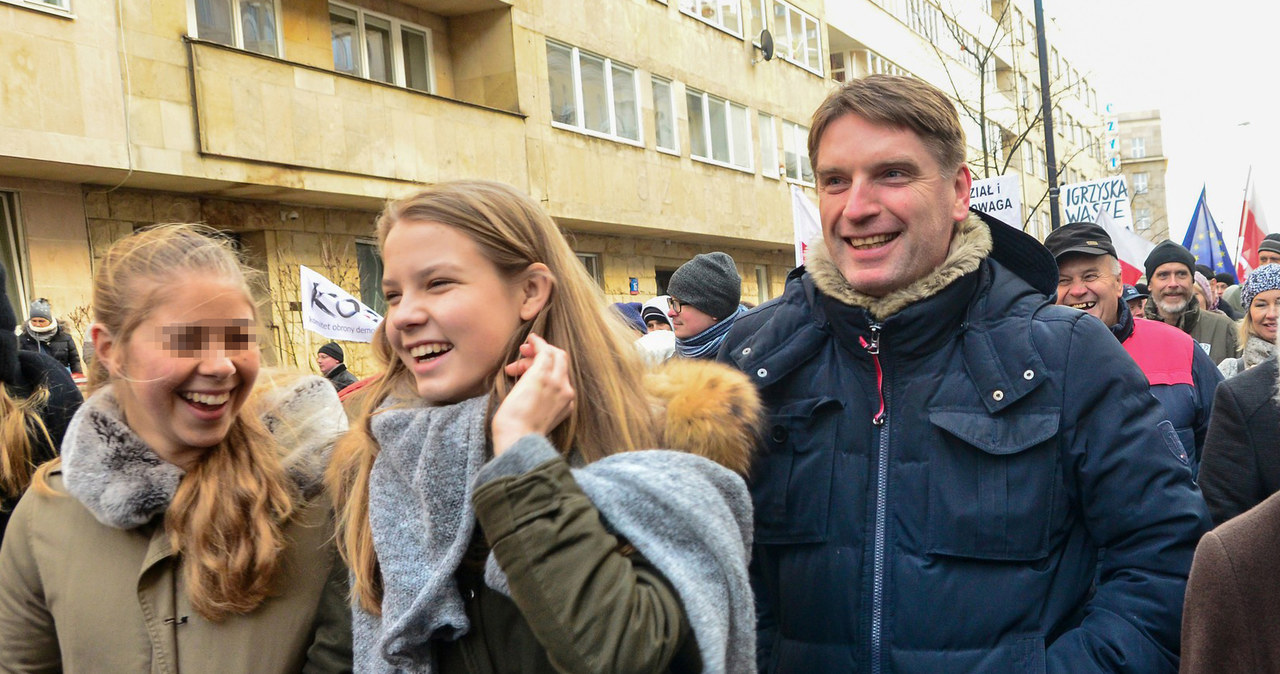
left=752, top=397, right=844, bottom=544
left=926, top=408, right=1063, bottom=560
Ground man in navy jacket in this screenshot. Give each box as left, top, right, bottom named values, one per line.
left=720, top=75, right=1210, bottom=673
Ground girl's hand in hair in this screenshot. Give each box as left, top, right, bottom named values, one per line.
left=492, top=333, right=575, bottom=456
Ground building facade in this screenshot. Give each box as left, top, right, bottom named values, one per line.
left=1, top=0, right=830, bottom=370
left=824, top=0, right=1110, bottom=241
left=1116, top=109, right=1171, bottom=243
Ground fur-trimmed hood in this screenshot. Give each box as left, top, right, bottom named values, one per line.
left=643, top=358, right=762, bottom=477
left=805, top=213, right=994, bottom=321
left=60, top=374, right=347, bottom=530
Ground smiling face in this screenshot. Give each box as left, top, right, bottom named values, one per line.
left=1056, top=253, right=1123, bottom=327
left=814, top=113, right=971, bottom=298
left=96, top=278, right=259, bottom=469
left=382, top=221, right=545, bottom=404
left=1150, top=262, right=1193, bottom=316
left=1249, top=289, right=1280, bottom=343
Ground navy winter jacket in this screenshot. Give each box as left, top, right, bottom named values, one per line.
left=720, top=223, right=1211, bottom=673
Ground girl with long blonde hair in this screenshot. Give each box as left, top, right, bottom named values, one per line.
left=327, top=181, right=759, bottom=673
left=0, top=224, right=352, bottom=673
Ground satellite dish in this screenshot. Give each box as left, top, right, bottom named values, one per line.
left=756, top=29, right=775, bottom=63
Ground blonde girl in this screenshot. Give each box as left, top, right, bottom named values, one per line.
left=328, top=181, right=758, bottom=673
left=0, top=225, right=351, bottom=673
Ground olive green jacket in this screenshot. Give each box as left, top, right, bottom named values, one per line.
left=1147, top=298, right=1240, bottom=365
left=434, top=455, right=702, bottom=673
left=0, top=473, right=351, bottom=674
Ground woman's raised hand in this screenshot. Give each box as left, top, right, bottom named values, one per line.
left=492, top=333, right=575, bottom=456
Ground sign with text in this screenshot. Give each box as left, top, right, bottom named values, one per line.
left=1060, top=175, right=1133, bottom=227
left=969, top=175, right=1022, bottom=228
left=300, top=265, right=382, bottom=343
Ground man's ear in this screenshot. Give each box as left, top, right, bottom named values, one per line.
left=949, top=163, right=973, bottom=223
left=517, top=263, right=555, bottom=321
left=90, top=323, right=120, bottom=377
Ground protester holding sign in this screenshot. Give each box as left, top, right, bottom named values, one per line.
left=326, top=181, right=759, bottom=673
left=0, top=225, right=352, bottom=673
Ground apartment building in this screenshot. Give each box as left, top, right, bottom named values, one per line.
left=0, top=0, right=830, bottom=369
left=824, top=0, right=1110, bottom=241
left=1116, top=109, right=1171, bottom=243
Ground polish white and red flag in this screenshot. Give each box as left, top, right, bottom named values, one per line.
left=1096, top=207, right=1154, bottom=286
left=1236, top=174, right=1269, bottom=281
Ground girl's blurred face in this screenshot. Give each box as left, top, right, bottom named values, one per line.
left=1250, top=289, right=1280, bottom=343
left=99, top=278, right=259, bottom=469
left=381, top=221, right=530, bottom=404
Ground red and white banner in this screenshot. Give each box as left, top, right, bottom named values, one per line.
left=1096, top=207, right=1154, bottom=286
left=792, top=185, right=822, bottom=267
left=1237, top=174, right=1269, bottom=280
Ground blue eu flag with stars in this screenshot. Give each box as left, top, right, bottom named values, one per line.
left=1181, top=187, right=1238, bottom=283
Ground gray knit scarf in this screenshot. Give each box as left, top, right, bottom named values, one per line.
left=676, top=304, right=747, bottom=359
left=356, top=396, right=756, bottom=674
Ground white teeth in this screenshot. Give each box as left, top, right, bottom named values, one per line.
left=848, top=233, right=898, bottom=250
left=181, top=391, right=230, bottom=406
left=409, top=343, right=453, bottom=358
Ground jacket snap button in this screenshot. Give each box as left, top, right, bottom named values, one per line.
left=770, top=425, right=787, bottom=443
left=1023, top=369, right=1034, bottom=380
left=992, top=390, right=1005, bottom=401
left=742, top=347, right=752, bottom=356
left=757, top=368, right=768, bottom=378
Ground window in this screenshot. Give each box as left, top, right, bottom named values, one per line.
left=576, top=253, right=603, bottom=286
left=748, top=0, right=768, bottom=40
left=1022, top=142, right=1034, bottom=176
left=985, top=122, right=1003, bottom=160
left=0, top=193, right=28, bottom=315
left=356, top=240, right=386, bottom=316
left=759, top=113, right=779, bottom=179
left=781, top=120, right=813, bottom=185
left=1135, top=208, right=1152, bottom=231
left=652, top=76, right=679, bottom=154
left=13, top=0, right=69, bottom=12
left=193, top=0, right=280, bottom=57
left=1019, top=74, right=1029, bottom=108
left=773, top=1, right=822, bottom=74
left=330, top=3, right=433, bottom=92
left=1133, top=172, right=1149, bottom=194
left=830, top=52, right=848, bottom=83
left=547, top=41, right=642, bottom=145
left=1130, top=137, right=1147, bottom=159
left=687, top=88, right=752, bottom=171
left=678, top=0, right=743, bottom=37
left=755, top=265, right=770, bottom=304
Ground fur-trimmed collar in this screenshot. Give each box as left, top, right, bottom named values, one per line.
left=643, top=359, right=762, bottom=477
left=61, top=375, right=347, bottom=530
left=806, top=214, right=993, bottom=321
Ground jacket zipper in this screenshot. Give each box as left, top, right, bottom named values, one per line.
left=861, top=322, right=889, bottom=673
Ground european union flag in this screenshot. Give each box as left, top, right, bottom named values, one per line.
left=1181, top=187, right=1238, bottom=283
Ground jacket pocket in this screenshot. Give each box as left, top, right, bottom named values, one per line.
left=926, top=408, right=1062, bottom=560
left=752, top=397, right=843, bottom=544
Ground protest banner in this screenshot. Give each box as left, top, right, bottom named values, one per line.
left=969, top=175, right=1022, bottom=228
left=300, top=265, right=382, bottom=343
left=1060, top=175, right=1133, bottom=228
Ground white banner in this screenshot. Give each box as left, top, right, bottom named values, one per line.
left=969, top=174, right=1022, bottom=228
left=1060, top=175, right=1133, bottom=228
left=792, top=185, right=822, bottom=267
left=300, top=265, right=382, bottom=343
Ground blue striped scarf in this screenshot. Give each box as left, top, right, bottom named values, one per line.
left=676, top=305, right=747, bottom=359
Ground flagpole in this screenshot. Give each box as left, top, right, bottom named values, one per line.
left=1236, top=165, right=1253, bottom=269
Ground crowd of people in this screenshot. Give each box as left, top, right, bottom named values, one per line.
left=0, top=74, right=1276, bottom=673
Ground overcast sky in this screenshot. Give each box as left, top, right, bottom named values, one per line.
left=1047, top=0, right=1280, bottom=252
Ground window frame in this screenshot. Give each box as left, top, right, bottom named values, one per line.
left=188, top=0, right=285, bottom=57
left=1130, top=137, right=1147, bottom=159
left=329, top=1, right=435, bottom=94
left=781, top=119, right=814, bottom=186
left=1133, top=172, right=1149, bottom=194
left=1135, top=208, right=1152, bottom=231
left=759, top=112, right=779, bottom=179
left=678, top=0, right=745, bottom=39
left=772, top=0, right=823, bottom=75
left=547, top=40, right=645, bottom=148
left=3, top=0, right=72, bottom=16
left=651, top=75, right=680, bottom=156
left=686, top=88, right=753, bottom=173
left=576, top=253, right=604, bottom=287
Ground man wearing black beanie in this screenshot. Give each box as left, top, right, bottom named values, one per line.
left=1144, top=240, right=1238, bottom=364
left=1259, top=233, right=1280, bottom=266
left=317, top=341, right=358, bottom=392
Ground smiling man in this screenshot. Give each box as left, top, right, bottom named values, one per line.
left=720, top=76, right=1209, bottom=673
left=1143, top=240, right=1239, bottom=365
left=1046, top=222, right=1221, bottom=475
